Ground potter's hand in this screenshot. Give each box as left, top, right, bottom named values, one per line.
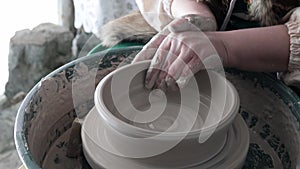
left=133, top=19, right=222, bottom=90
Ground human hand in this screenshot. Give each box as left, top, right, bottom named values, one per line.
left=133, top=19, right=223, bottom=90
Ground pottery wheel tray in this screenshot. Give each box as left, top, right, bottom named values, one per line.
left=16, top=47, right=300, bottom=169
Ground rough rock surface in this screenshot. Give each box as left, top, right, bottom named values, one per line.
left=5, top=23, right=74, bottom=100
left=0, top=95, right=22, bottom=168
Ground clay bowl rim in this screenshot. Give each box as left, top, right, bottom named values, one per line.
left=14, top=46, right=300, bottom=169
left=94, top=60, right=240, bottom=139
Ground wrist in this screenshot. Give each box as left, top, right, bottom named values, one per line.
left=182, top=14, right=217, bottom=31
left=205, top=32, right=231, bottom=68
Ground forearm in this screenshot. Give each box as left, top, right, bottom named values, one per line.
left=207, top=25, right=290, bottom=72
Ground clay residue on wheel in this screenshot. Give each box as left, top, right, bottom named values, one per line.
left=23, top=53, right=129, bottom=166
left=227, top=73, right=300, bottom=168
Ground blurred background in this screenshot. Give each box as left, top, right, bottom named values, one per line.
left=0, top=1, right=137, bottom=168
left=0, top=1, right=58, bottom=168
left=0, top=1, right=58, bottom=94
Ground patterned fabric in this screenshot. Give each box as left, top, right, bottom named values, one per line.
left=281, top=8, right=300, bottom=87
left=135, top=0, right=173, bottom=31
left=248, top=0, right=299, bottom=26
left=73, top=0, right=138, bottom=34
left=162, top=0, right=174, bottom=18
left=74, top=0, right=300, bottom=88
left=204, top=0, right=300, bottom=27
left=200, top=0, right=300, bottom=89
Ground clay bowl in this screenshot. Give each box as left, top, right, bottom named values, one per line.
left=14, top=46, right=300, bottom=169
left=92, top=60, right=240, bottom=168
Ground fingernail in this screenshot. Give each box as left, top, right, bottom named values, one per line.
left=145, top=74, right=151, bottom=89
left=145, top=78, right=149, bottom=86
left=176, top=76, right=188, bottom=89
left=145, top=79, right=153, bottom=89
left=165, top=76, right=178, bottom=91
left=165, top=77, right=172, bottom=87
left=155, top=80, right=161, bottom=89
left=145, top=76, right=156, bottom=90
left=158, top=80, right=167, bottom=92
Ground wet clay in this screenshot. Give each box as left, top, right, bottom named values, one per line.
left=96, top=61, right=239, bottom=136
left=86, top=60, right=244, bottom=168
left=19, top=48, right=300, bottom=169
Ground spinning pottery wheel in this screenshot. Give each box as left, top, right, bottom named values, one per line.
left=82, top=60, right=248, bottom=168
left=15, top=46, right=300, bottom=169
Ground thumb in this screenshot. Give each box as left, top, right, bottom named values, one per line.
left=168, top=18, right=200, bottom=33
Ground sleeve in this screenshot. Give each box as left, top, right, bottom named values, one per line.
left=135, top=0, right=173, bottom=31
left=73, top=0, right=138, bottom=34
left=280, top=7, right=300, bottom=87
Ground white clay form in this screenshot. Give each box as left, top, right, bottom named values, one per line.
left=82, top=60, right=249, bottom=169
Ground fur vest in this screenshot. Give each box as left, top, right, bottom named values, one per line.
left=99, top=0, right=300, bottom=47
left=205, top=0, right=300, bottom=26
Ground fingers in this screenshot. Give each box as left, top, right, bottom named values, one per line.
left=134, top=22, right=209, bottom=90
left=133, top=29, right=170, bottom=63
left=154, top=39, right=182, bottom=89
left=144, top=38, right=171, bottom=89
left=167, top=46, right=194, bottom=79
left=165, top=75, right=179, bottom=91
left=176, top=57, right=203, bottom=88
left=168, top=18, right=200, bottom=33
left=165, top=46, right=195, bottom=89
left=181, top=57, right=202, bottom=78
left=147, top=38, right=194, bottom=90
